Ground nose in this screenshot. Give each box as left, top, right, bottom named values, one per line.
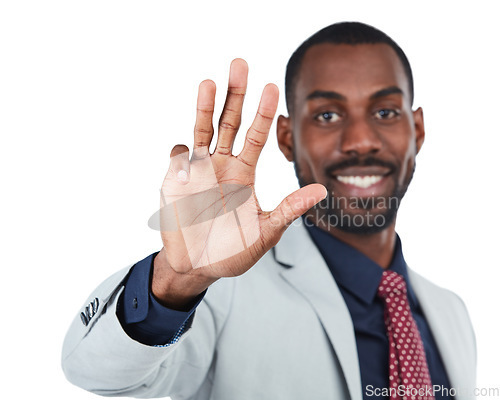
left=340, top=118, right=382, bottom=156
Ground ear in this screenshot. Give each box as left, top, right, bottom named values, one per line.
left=413, top=107, right=425, bottom=154
left=277, top=115, right=294, bottom=162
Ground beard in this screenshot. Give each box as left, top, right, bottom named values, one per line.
left=294, top=156, right=415, bottom=235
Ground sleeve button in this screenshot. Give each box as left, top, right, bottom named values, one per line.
left=80, top=312, right=89, bottom=326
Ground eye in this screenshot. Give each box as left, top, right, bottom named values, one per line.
left=374, top=108, right=400, bottom=120
left=315, top=111, right=341, bottom=123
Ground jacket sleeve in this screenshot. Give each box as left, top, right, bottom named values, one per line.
left=61, top=264, right=233, bottom=398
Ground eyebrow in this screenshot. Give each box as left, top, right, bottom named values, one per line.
left=305, top=86, right=404, bottom=102
left=370, top=86, right=403, bottom=100
left=306, top=90, right=346, bottom=102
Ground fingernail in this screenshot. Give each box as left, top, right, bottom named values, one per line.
left=177, top=170, right=188, bottom=182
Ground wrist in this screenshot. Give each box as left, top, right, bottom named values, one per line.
left=152, top=248, right=217, bottom=311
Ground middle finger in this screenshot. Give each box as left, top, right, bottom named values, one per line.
left=214, top=58, right=248, bottom=156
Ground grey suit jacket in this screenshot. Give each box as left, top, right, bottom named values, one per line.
left=62, top=221, right=476, bottom=399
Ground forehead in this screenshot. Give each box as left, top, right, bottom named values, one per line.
left=294, top=43, right=410, bottom=107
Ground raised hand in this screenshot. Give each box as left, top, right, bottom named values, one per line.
left=151, top=59, right=326, bottom=308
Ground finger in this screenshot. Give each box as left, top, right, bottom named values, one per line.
left=266, top=184, right=327, bottom=234
left=193, top=80, right=216, bottom=152
left=237, top=83, right=279, bottom=167
left=167, top=145, right=190, bottom=184
left=215, top=58, right=248, bottom=156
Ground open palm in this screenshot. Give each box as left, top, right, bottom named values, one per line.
left=158, top=59, right=326, bottom=280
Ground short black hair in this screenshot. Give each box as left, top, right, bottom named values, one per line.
left=285, top=22, right=414, bottom=113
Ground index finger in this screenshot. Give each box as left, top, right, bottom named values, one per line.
left=237, top=83, right=279, bottom=168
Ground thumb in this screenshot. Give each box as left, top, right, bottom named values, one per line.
left=266, top=183, right=327, bottom=235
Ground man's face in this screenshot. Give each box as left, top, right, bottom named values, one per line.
left=277, top=43, right=425, bottom=234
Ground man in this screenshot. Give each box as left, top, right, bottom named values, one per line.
left=62, top=22, right=476, bottom=399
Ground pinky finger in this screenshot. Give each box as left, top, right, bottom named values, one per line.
left=193, top=80, right=216, bottom=152
left=167, top=144, right=191, bottom=184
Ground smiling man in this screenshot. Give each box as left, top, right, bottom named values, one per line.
left=278, top=37, right=424, bottom=266
left=62, top=22, right=476, bottom=400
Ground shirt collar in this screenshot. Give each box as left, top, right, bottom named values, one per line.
left=305, top=222, right=416, bottom=306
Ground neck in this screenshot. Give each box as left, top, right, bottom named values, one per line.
left=306, top=212, right=397, bottom=268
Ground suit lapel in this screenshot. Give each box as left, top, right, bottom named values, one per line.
left=274, top=221, right=363, bottom=400
left=273, top=224, right=475, bottom=399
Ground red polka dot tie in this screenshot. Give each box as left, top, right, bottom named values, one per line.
left=377, top=271, right=435, bottom=400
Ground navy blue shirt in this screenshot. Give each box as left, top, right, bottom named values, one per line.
left=117, top=228, right=453, bottom=399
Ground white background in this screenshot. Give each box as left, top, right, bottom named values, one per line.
left=1, top=1, right=499, bottom=399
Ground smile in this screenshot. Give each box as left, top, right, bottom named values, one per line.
left=336, top=175, right=384, bottom=189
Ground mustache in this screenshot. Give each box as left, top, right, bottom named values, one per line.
left=325, top=156, right=397, bottom=175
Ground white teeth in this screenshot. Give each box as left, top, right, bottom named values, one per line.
left=337, top=175, right=383, bottom=189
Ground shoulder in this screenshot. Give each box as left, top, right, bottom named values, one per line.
left=407, top=268, right=477, bottom=386
left=407, top=269, right=469, bottom=312
left=408, top=268, right=476, bottom=353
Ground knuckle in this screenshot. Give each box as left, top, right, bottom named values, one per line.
left=215, top=145, right=232, bottom=156
left=222, top=106, right=242, bottom=115
left=197, top=106, right=215, bottom=113
left=245, top=136, right=264, bottom=149
left=194, top=126, right=213, bottom=135
left=256, top=111, right=274, bottom=121
left=219, top=120, right=239, bottom=131
left=226, top=89, right=246, bottom=97
left=249, top=127, right=267, bottom=137
left=282, top=197, right=295, bottom=219
left=193, top=141, right=208, bottom=148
